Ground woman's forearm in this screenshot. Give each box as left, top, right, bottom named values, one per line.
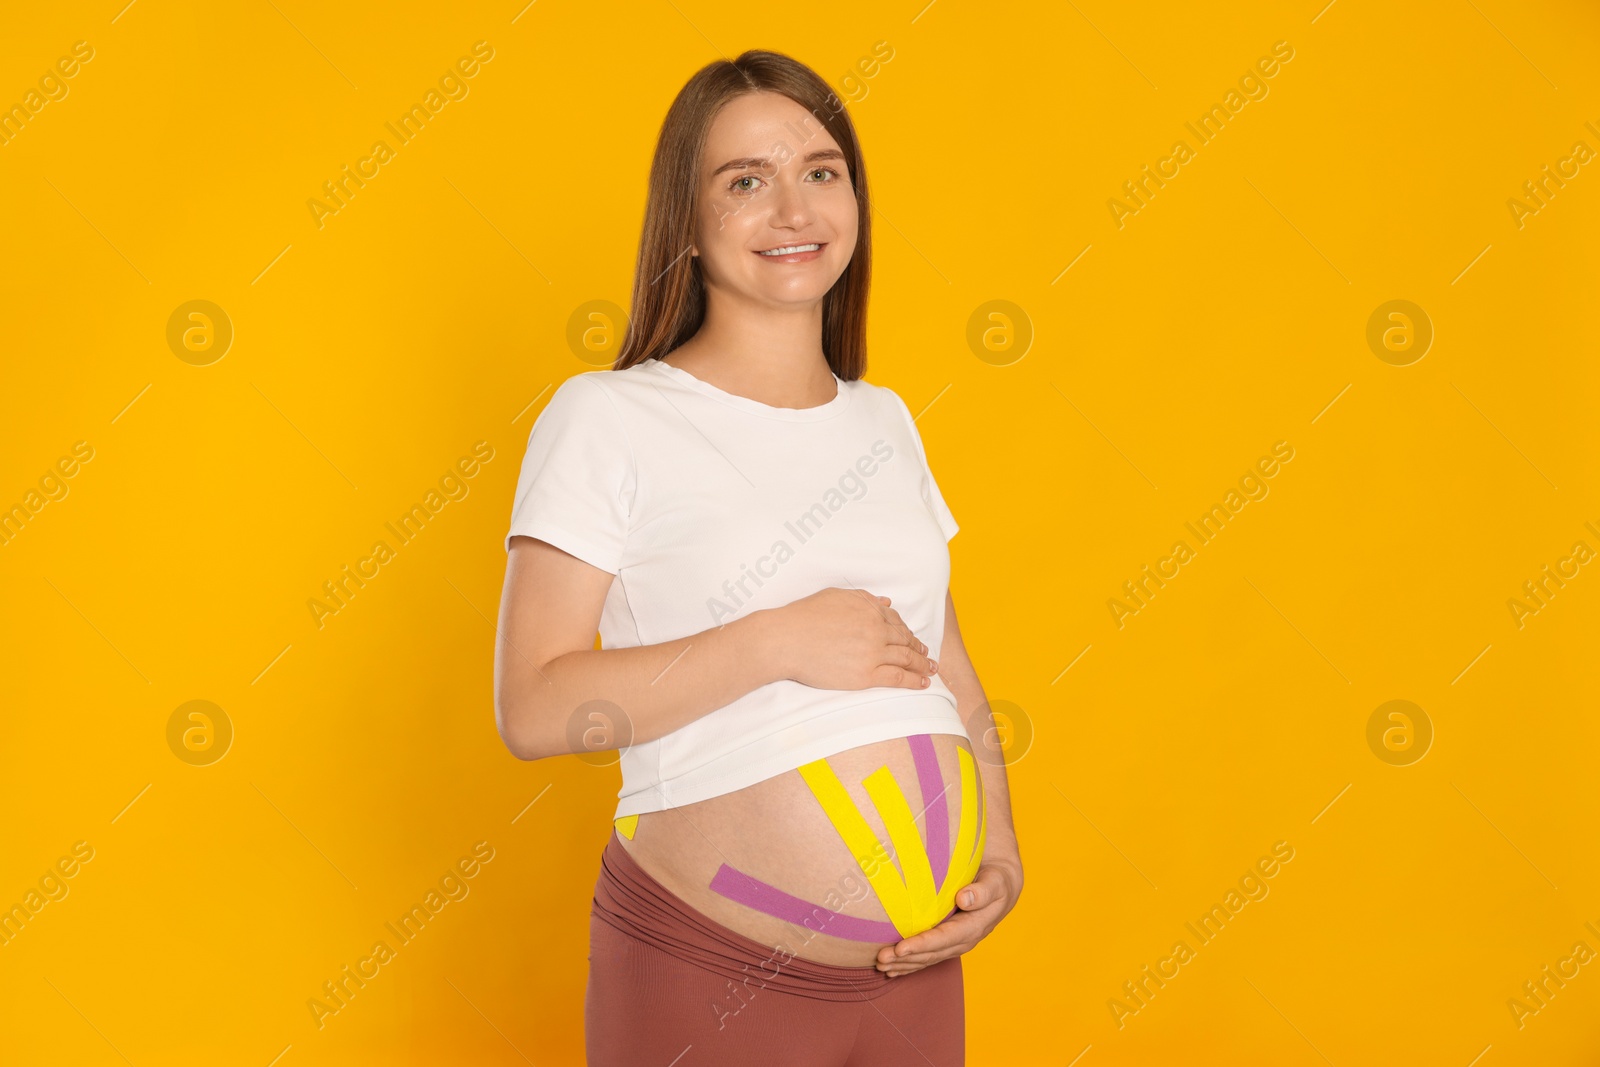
left=976, top=738, right=1023, bottom=885
left=496, top=608, right=786, bottom=761
left=939, top=636, right=1023, bottom=889
left=969, top=698, right=1024, bottom=886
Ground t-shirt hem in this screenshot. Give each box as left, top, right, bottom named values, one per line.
left=611, top=703, right=973, bottom=818
left=505, top=518, right=623, bottom=574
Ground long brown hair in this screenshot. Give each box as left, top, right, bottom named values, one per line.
left=612, top=50, right=872, bottom=381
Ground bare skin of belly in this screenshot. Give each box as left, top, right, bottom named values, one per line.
left=615, top=731, right=984, bottom=968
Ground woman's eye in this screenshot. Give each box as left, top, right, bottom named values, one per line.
left=729, top=167, right=841, bottom=193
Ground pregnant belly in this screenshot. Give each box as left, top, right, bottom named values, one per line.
left=614, top=731, right=987, bottom=968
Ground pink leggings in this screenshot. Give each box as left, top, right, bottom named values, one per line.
left=586, top=831, right=965, bottom=1065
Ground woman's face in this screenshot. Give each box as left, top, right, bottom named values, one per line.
left=690, top=91, right=858, bottom=311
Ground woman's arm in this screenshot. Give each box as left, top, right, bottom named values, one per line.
left=494, top=537, right=786, bottom=760
left=876, top=587, right=1025, bottom=975
left=494, top=537, right=938, bottom=761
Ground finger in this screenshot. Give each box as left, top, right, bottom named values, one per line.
left=874, top=935, right=954, bottom=966
left=886, top=642, right=936, bottom=678
left=958, top=865, right=1014, bottom=911
left=877, top=625, right=932, bottom=673
left=886, top=611, right=919, bottom=645
left=883, top=617, right=934, bottom=668
left=882, top=952, right=954, bottom=973
left=889, top=901, right=1005, bottom=963
left=882, top=623, right=925, bottom=657
left=882, top=946, right=965, bottom=974
left=882, top=961, right=936, bottom=977
left=886, top=619, right=928, bottom=660
left=888, top=931, right=985, bottom=968
left=878, top=928, right=977, bottom=969
left=877, top=936, right=927, bottom=966
left=890, top=917, right=972, bottom=958
left=877, top=664, right=931, bottom=690
left=885, top=944, right=960, bottom=965
left=869, top=603, right=925, bottom=657
left=878, top=950, right=943, bottom=971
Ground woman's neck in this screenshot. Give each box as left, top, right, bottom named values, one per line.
left=664, top=302, right=835, bottom=408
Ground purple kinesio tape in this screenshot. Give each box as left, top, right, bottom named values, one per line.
left=907, top=733, right=950, bottom=885
left=708, top=863, right=902, bottom=942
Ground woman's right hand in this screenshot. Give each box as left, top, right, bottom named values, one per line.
left=763, top=588, right=938, bottom=691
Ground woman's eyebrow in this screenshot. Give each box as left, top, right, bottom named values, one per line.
left=710, top=148, right=846, bottom=177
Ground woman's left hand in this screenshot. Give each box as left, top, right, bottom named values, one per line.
left=875, top=857, right=1023, bottom=976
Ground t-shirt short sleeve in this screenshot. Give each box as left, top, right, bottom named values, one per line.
left=505, top=374, right=636, bottom=573
left=889, top=390, right=960, bottom=543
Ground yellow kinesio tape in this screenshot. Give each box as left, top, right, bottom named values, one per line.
left=613, top=813, right=639, bottom=840
left=797, top=745, right=987, bottom=938
left=864, top=765, right=937, bottom=916
left=931, top=747, right=987, bottom=928
left=797, top=758, right=916, bottom=922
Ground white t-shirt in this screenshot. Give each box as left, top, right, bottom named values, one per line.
left=504, top=357, right=967, bottom=818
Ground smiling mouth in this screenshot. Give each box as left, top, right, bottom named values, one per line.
left=756, top=242, right=825, bottom=256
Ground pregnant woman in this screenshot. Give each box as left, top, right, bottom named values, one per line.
left=495, top=50, right=1023, bottom=1066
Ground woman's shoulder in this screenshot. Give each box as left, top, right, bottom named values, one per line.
left=843, top=375, right=916, bottom=423
left=560, top=361, right=659, bottom=398
left=536, top=363, right=664, bottom=424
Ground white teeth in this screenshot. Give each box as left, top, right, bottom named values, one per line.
left=758, top=243, right=821, bottom=256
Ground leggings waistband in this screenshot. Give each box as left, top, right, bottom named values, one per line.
left=592, top=831, right=897, bottom=1002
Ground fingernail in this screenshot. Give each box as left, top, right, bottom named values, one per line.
left=921, top=677, right=929, bottom=686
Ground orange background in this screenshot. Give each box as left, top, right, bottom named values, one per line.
left=2, top=1, right=1598, bottom=1064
